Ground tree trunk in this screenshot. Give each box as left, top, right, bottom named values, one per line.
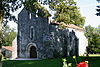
left=0, top=10, right=3, bottom=49
left=0, top=1, right=3, bottom=58
left=0, top=20, right=3, bottom=49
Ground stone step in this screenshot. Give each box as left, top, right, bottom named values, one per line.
left=13, top=58, right=40, bottom=60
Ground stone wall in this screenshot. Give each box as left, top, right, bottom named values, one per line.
left=17, top=8, right=88, bottom=59
left=47, top=24, right=79, bottom=58
left=17, top=8, right=49, bottom=58
left=12, top=37, right=17, bottom=59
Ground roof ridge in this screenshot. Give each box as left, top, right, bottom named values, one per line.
left=50, top=22, right=84, bottom=31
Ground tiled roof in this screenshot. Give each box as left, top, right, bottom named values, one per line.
left=50, top=22, right=84, bottom=31
left=2, top=46, right=13, bottom=51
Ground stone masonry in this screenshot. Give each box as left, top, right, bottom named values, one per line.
left=15, top=7, right=88, bottom=59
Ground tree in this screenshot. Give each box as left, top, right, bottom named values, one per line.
left=24, top=0, right=51, bottom=17
left=2, top=25, right=16, bottom=46
left=85, top=25, right=100, bottom=54
left=0, top=0, right=22, bottom=48
left=49, top=0, right=85, bottom=27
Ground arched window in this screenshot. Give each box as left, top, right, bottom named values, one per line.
left=29, top=13, right=31, bottom=20
left=30, top=26, right=35, bottom=40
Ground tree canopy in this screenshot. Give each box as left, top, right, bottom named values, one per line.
left=0, top=0, right=85, bottom=26
left=0, top=0, right=22, bottom=48
left=85, top=25, right=100, bottom=54
left=2, top=25, right=16, bottom=46
left=24, top=0, right=51, bottom=17
left=49, top=0, right=85, bottom=27
left=0, top=0, right=23, bottom=24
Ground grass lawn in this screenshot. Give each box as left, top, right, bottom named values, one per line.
left=2, top=57, right=100, bottom=67
left=2, top=58, right=63, bottom=67
left=76, top=57, right=100, bottom=67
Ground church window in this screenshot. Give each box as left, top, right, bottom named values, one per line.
left=36, top=10, right=38, bottom=17
left=29, top=13, right=31, bottom=20
left=30, top=26, right=35, bottom=40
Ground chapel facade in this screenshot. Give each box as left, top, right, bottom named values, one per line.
left=12, top=0, right=88, bottom=59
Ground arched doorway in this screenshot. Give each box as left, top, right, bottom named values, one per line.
left=30, top=46, right=37, bottom=58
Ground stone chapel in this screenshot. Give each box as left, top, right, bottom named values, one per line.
left=12, top=0, right=88, bottom=59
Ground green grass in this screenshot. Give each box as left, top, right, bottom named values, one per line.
left=2, top=58, right=63, bottom=67
left=2, top=57, right=100, bottom=67
left=77, top=57, right=100, bottom=67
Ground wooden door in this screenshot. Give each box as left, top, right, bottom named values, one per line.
left=30, top=46, right=37, bottom=58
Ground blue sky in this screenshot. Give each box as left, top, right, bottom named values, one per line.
left=76, top=0, right=100, bottom=27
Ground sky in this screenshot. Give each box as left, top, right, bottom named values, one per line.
left=8, top=0, right=100, bottom=29
left=76, top=0, right=100, bottom=27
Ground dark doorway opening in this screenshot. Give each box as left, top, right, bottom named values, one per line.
left=30, top=46, right=37, bottom=58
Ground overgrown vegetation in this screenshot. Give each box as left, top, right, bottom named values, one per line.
left=85, top=25, right=100, bottom=54
left=2, top=25, right=16, bottom=46
left=0, top=0, right=22, bottom=48
left=24, top=1, right=51, bottom=17
left=49, top=0, right=85, bottom=27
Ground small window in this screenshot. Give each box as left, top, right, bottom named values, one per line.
left=29, top=13, right=31, bottom=19
left=30, top=26, right=35, bottom=40
left=36, top=10, right=38, bottom=17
